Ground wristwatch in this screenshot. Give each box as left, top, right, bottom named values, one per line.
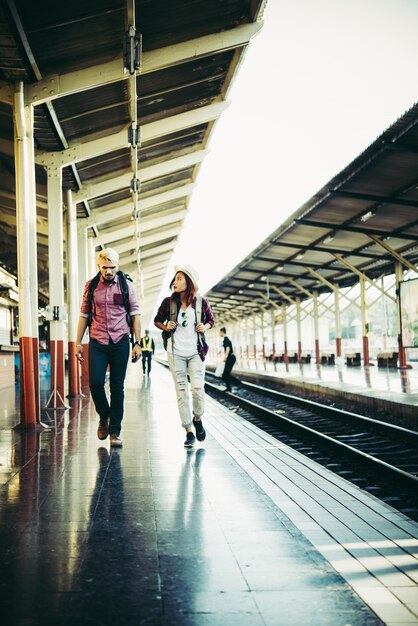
left=134, top=340, right=140, bottom=346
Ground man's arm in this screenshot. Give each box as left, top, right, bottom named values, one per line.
left=76, top=316, right=89, bottom=361
left=131, top=315, right=142, bottom=362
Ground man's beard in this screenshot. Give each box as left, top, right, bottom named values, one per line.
left=103, top=276, right=115, bottom=284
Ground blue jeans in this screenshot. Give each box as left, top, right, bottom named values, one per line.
left=88, top=336, right=130, bottom=436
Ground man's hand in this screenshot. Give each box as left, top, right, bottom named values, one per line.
left=131, top=343, right=142, bottom=363
left=76, top=344, right=84, bottom=361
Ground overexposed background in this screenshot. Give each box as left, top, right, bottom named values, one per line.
left=151, top=0, right=418, bottom=315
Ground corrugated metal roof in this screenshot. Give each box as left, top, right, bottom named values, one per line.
left=0, top=0, right=264, bottom=315
left=206, top=103, right=418, bottom=317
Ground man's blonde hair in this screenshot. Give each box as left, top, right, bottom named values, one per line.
left=97, top=248, right=119, bottom=266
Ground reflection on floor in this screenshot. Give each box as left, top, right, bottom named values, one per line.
left=0, top=364, right=385, bottom=625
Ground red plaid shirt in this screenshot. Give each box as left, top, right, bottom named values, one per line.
left=154, top=295, right=215, bottom=361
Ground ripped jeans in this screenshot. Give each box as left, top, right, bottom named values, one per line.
left=167, top=352, right=205, bottom=428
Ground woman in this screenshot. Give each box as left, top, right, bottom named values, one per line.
left=154, top=265, right=215, bottom=448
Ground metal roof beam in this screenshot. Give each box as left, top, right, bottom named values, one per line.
left=268, top=241, right=383, bottom=259
left=330, top=189, right=418, bottom=208
left=332, top=254, right=396, bottom=302
left=367, top=234, right=418, bottom=274
left=24, top=22, right=263, bottom=105
left=271, top=285, right=295, bottom=305
left=83, top=183, right=193, bottom=227
left=296, top=218, right=418, bottom=242
left=73, top=150, right=207, bottom=203
left=98, top=224, right=181, bottom=249
left=35, top=102, right=227, bottom=167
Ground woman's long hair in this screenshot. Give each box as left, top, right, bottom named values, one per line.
left=170, top=272, right=196, bottom=307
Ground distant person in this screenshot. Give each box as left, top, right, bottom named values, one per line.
left=140, top=329, right=155, bottom=374
left=220, top=327, right=236, bottom=392
left=154, top=265, right=215, bottom=448
left=76, top=248, right=141, bottom=447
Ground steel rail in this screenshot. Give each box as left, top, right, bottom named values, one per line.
left=204, top=378, right=418, bottom=489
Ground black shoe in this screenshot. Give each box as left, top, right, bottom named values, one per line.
left=193, top=417, right=206, bottom=442
left=184, top=432, right=196, bottom=448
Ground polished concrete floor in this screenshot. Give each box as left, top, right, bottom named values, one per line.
left=0, top=364, right=390, bottom=625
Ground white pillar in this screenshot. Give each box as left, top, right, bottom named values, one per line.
left=13, top=82, right=38, bottom=426
left=88, top=236, right=96, bottom=279
left=296, top=297, right=302, bottom=362
left=46, top=167, right=67, bottom=407
left=66, top=190, right=80, bottom=397
left=313, top=290, right=320, bottom=363
left=334, top=284, right=342, bottom=357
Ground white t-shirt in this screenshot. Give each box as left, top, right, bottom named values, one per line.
left=172, top=305, right=198, bottom=357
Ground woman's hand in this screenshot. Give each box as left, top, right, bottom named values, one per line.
left=195, top=323, right=206, bottom=333
left=166, top=321, right=177, bottom=331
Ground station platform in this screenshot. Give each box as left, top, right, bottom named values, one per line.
left=0, top=362, right=417, bottom=626
left=206, top=357, right=418, bottom=427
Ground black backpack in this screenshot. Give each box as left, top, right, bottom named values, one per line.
left=87, top=270, right=134, bottom=343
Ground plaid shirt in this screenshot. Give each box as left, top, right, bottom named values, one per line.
left=154, top=295, right=215, bottom=361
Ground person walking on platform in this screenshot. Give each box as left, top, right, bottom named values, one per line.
left=220, top=327, right=236, bottom=392
left=154, top=265, right=215, bottom=448
left=76, top=248, right=142, bottom=447
left=140, top=329, right=155, bottom=374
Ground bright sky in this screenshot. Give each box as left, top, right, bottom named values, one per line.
left=154, top=0, right=418, bottom=309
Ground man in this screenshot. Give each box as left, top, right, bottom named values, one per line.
left=140, top=329, right=155, bottom=374
left=76, top=248, right=142, bottom=447
left=219, top=327, right=236, bottom=392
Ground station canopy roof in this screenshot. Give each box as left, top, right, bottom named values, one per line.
left=0, top=0, right=265, bottom=319
left=206, top=102, right=418, bottom=319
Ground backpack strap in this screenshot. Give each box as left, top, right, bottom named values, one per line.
left=87, top=270, right=133, bottom=341
left=87, top=272, right=101, bottom=327
left=169, top=297, right=178, bottom=321
left=195, top=294, right=205, bottom=340
left=117, top=271, right=134, bottom=344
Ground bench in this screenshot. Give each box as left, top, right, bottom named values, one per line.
left=300, top=354, right=311, bottom=364
left=321, top=353, right=335, bottom=365
left=287, top=353, right=298, bottom=363
left=346, top=352, right=361, bottom=366
left=377, top=352, right=398, bottom=368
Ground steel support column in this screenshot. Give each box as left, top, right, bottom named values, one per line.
left=245, top=316, right=250, bottom=359
left=261, top=310, right=266, bottom=359
left=270, top=308, right=276, bottom=361
left=66, top=190, right=80, bottom=397
left=46, top=167, right=68, bottom=408
left=77, top=225, right=89, bottom=387
left=13, top=83, right=38, bottom=427
left=252, top=313, right=257, bottom=360
left=313, top=291, right=320, bottom=363
left=360, top=278, right=370, bottom=366
left=88, top=236, right=96, bottom=279
left=282, top=304, right=288, bottom=363
left=296, top=298, right=302, bottom=362
left=26, top=100, right=41, bottom=422
left=334, top=284, right=342, bottom=357
left=395, top=262, right=411, bottom=369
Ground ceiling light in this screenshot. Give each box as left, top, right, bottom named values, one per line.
left=248, top=283, right=254, bottom=288
left=276, top=265, right=284, bottom=271
left=238, top=290, right=243, bottom=294
left=360, top=210, right=376, bottom=222
left=323, top=233, right=335, bottom=244
left=261, top=275, right=267, bottom=280
left=296, top=252, right=305, bottom=260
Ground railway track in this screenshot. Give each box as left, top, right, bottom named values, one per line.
left=156, top=359, right=418, bottom=518
left=204, top=372, right=418, bottom=490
